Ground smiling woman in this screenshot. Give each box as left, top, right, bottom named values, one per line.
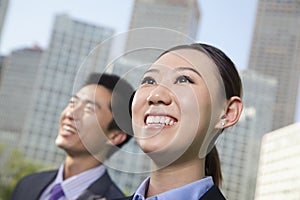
left=120, top=43, right=243, bottom=200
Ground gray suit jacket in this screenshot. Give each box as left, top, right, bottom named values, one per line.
left=9, top=169, right=124, bottom=200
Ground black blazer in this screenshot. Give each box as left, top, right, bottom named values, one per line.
left=114, top=185, right=226, bottom=200
left=9, top=170, right=124, bottom=200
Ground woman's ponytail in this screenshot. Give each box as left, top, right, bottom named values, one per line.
left=205, top=146, right=222, bottom=186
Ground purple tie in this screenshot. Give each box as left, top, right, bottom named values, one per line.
left=49, top=183, right=65, bottom=200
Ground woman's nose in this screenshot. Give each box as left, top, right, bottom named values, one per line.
left=146, top=85, right=172, bottom=105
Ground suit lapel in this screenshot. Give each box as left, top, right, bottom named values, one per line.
left=113, top=196, right=133, bottom=200
left=76, top=172, right=111, bottom=200
left=30, top=170, right=57, bottom=200
left=199, top=185, right=226, bottom=200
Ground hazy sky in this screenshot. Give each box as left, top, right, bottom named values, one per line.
left=0, top=0, right=299, bottom=121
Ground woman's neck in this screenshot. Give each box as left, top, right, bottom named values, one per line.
left=147, top=158, right=205, bottom=198
left=63, top=154, right=101, bottom=180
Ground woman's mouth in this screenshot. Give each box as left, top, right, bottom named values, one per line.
left=145, top=115, right=177, bottom=126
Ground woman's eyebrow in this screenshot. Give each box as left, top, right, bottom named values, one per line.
left=143, top=68, right=159, bottom=75
left=144, top=66, right=202, bottom=77
left=175, top=67, right=202, bottom=77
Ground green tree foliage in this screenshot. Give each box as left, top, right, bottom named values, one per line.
left=0, top=145, right=46, bottom=200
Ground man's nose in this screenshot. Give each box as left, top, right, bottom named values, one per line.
left=65, top=104, right=83, bottom=120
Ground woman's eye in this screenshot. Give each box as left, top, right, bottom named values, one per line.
left=141, top=76, right=156, bottom=85
left=175, top=75, right=194, bottom=84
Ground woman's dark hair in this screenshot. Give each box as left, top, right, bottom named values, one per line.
left=160, top=43, right=243, bottom=186
left=205, top=146, right=222, bottom=186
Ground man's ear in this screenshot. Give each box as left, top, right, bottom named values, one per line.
left=106, top=130, right=127, bottom=146
left=215, top=96, right=243, bottom=129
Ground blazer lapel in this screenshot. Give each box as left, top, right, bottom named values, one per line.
left=199, top=185, right=226, bottom=200
left=113, top=196, right=133, bottom=200
left=76, top=172, right=111, bottom=200
left=30, top=170, right=57, bottom=200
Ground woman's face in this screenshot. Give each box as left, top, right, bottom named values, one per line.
left=131, top=49, right=226, bottom=165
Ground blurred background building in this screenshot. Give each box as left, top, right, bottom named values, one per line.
left=0, top=46, right=43, bottom=146
left=0, top=0, right=9, bottom=83
left=0, top=0, right=9, bottom=47
left=123, top=0, right=199, bottom=63
left=255, top=122, right=300, bottom=200
left=248, top=0, right=300, bottom=130
left=0, top=55, right=5, bottom=83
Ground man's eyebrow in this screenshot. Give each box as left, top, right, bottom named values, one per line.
left=71, top=95, right=79, bottom=99
left=85, top=99, right=101, bottom=109
left=175, top=67, right=202, bottom=77
left=71, top=95, right=101, bottom=109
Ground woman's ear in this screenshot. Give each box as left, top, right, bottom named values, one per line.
left=106, top=130, right=127, bottom=146
left=215, top=96, right=243, bottom=129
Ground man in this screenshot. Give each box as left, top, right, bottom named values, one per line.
left=10, top=73, right=134, bottom=200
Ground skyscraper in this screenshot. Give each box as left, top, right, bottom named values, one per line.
left=255, top=122, right=300, bottom=200
left=112, top=0, right=200, bottom=88
left=0, top=46, right=43, bottom=145
left=217, top=70, right=277, bottom=200
left=248, top=0, right=300, bottom=130
left=125, top=0, right=199, bottom=62
left=21, top=14, right=114, bottom=165
left=0, top=55, right=5, bottom=83
left=0, top=0, right=9, bottom=46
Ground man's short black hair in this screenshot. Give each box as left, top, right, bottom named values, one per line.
left=85, top=73, right=134, bottom=148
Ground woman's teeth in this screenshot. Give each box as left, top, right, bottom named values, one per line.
left=146, top=116, right=176, bottom=126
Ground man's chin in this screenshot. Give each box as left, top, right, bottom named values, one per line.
left=55, top=137, right=70, bottom=151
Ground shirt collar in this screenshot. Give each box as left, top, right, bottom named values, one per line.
left=53, top=164, right=106, bottom=200
left=133, top=176, right=214, bottom=200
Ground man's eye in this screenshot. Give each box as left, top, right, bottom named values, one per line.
left=69, top=99, right=76, bottom=107
left=175, top=75, right=194, bottom=84
left=85, top=106, right=95, bottom=112
left=141, top=77, right=156, bottom=85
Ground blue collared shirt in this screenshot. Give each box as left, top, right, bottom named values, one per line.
left=39, top=164, right=105, bottom=200
left=133, top=176, right=214, bottom=200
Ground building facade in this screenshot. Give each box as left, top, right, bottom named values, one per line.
left=0, top=0, right=9, bottom=46
left=255, top=122, right=300, bottom=200
left=0, top=46, right=43, bottom=146
left=21, top=14, right=114, bottom=165
left=125, top=0, right=199, bottom=62
left=0, top=55, right=5, bottom=83
left=248, top=0, right=300, bottom=130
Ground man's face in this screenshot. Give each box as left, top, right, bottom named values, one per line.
left=55, top=84, right=113, bottom=157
